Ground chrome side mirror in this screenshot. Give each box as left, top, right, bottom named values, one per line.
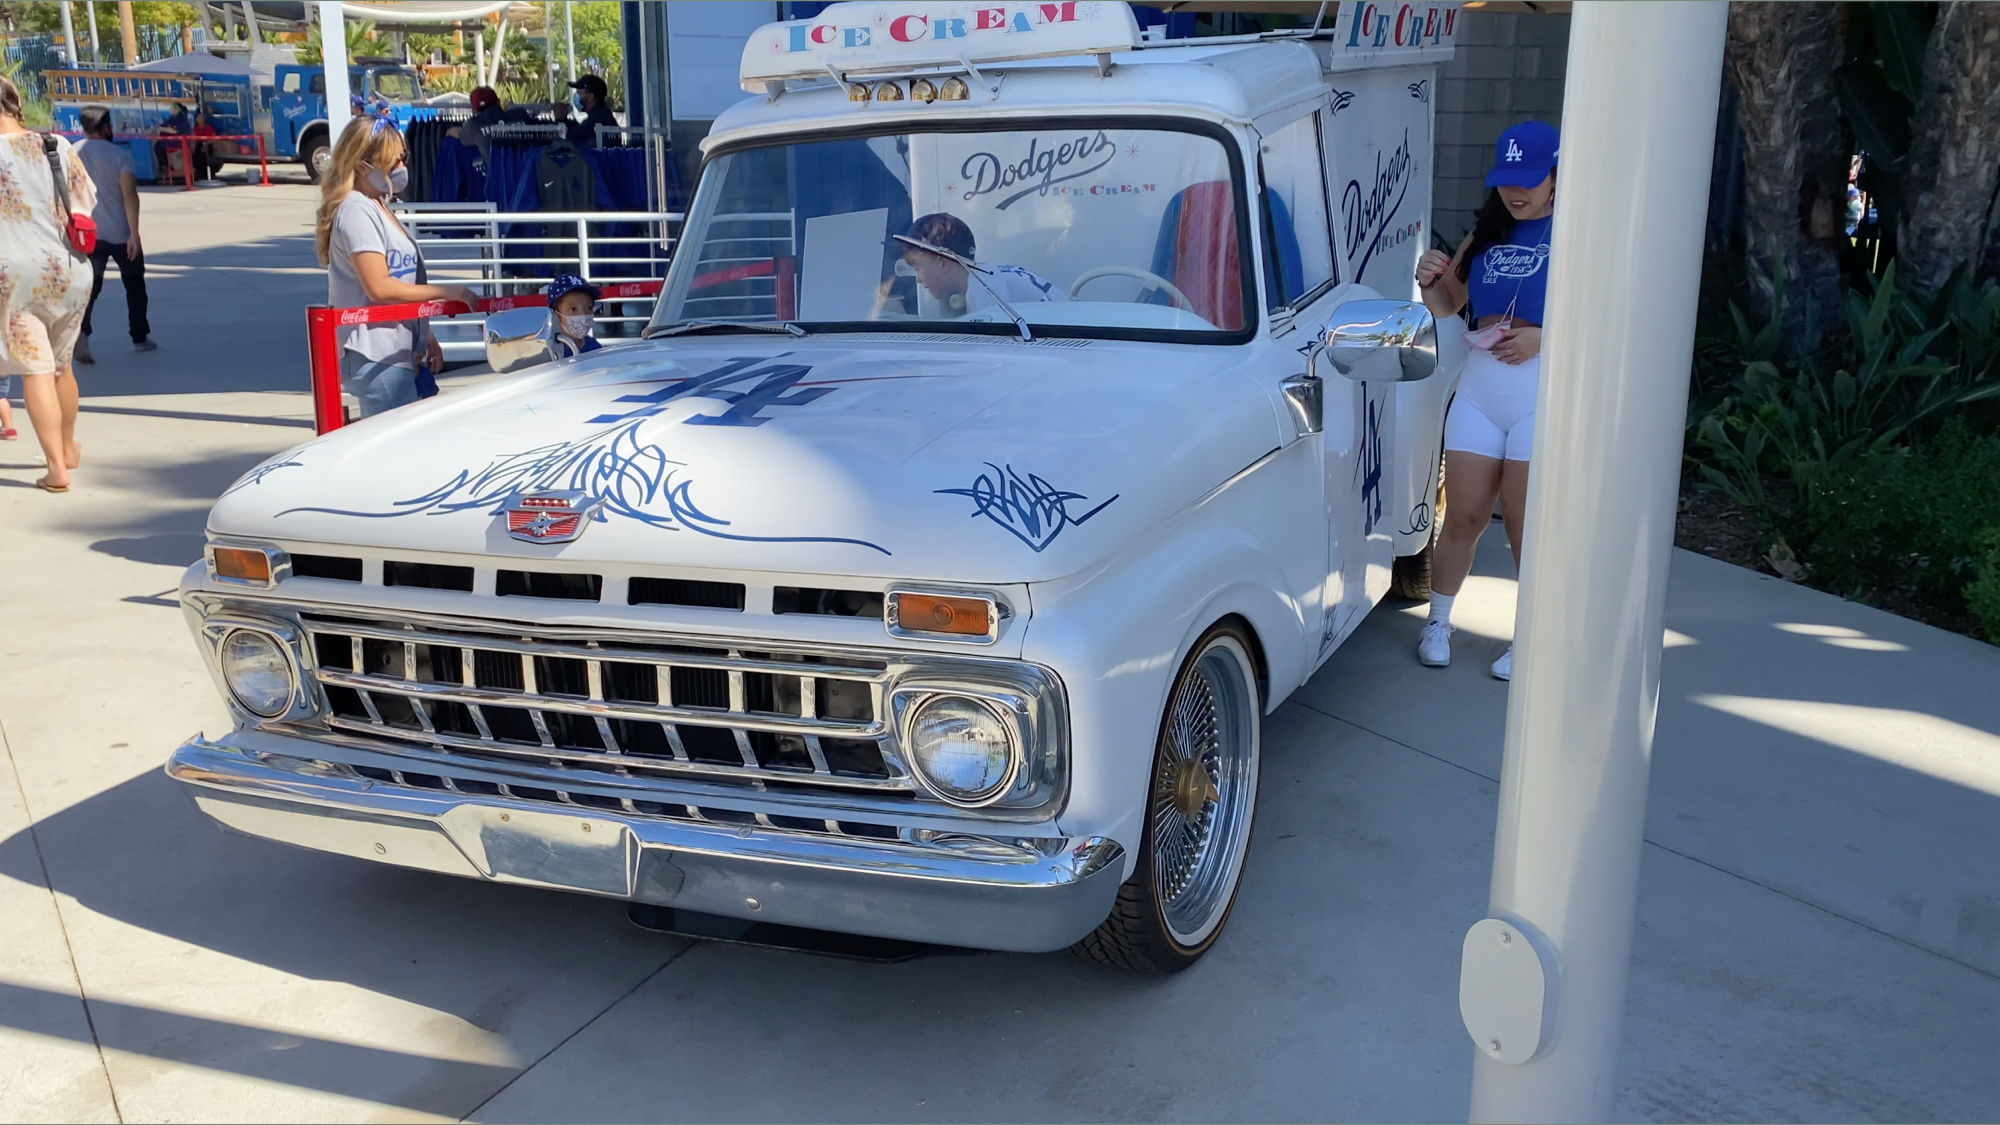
left=1322, top=299, right=1438, bottom=382
left=485, top=306, right=556, bottom=374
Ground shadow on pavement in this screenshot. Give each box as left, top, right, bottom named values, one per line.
left=0, top=979, right=514, bottom=1120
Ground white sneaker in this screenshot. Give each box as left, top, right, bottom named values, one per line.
left=1417, top=619, right=1453, bottom=667
left=1490, top=646, right=1513, bottom=681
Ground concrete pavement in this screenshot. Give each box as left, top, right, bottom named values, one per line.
left=2, top=184, right=1997, bottom=1123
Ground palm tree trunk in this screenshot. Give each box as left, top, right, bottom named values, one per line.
left=1725, top=2, right=1848, bottom=354
left=1899, top=2, right=2000, bottom=293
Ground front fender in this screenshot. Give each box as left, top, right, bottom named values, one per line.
left=1021, top=440, right=1319, bottom=874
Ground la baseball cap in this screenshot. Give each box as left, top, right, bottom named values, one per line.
left=544, top=273, right=600, bottom=304
left=1486, top=121, right=1559, bottom=188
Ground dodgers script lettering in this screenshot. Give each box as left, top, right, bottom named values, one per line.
left=1341, top=128, right=1413, bottom=279
left=962, top=130, right=1117, bottom=210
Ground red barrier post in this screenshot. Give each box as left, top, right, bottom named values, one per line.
left=255, top=134, right=270, bottom=186
left=178, top=136, right=194, bottom=191
left=306, top=307, right=344, bottom=434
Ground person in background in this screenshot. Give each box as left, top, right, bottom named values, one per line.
left=191, top=108, right=221, bottom=181
left=1410, top=120, right=1558, bottom=681
left=545, top=274, right=601, bottom=357
left=314, top=116, right=476, bottom=418
left=565, top=75, right=618, bottom=148
left=453, top=85, right=505, bottom=167
left=74, top=105, right=155, bottom=363
left=155, top=102, right=191, bottom=181
left=0, top=75, right=95, bottom=492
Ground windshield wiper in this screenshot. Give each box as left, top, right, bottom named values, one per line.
left=891, top=234, right=1033, bottom=342
left=644, top=320, right=807, bottom=339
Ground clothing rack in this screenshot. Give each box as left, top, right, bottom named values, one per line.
left=485, top=122, right=567, bottom=141
left=403, top=109, right=469, bottom=205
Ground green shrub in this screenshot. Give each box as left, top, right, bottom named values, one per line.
left=1783, top=420, right=2000, bottom=636
left=1965, top=529, right=2000, bottom=644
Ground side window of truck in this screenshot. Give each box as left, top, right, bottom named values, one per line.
left=308, top=73, right=326, bottom=95
left=1259, top=114, right=1337, bottom=312
left=281, top=72, right=302, bottom=94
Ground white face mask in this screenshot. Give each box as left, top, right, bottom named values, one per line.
left=362, top=163, right=408, bottom=196
left=561, top=313, right=595, bottom=338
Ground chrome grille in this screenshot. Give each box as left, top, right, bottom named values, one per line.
left=301, top=614, right=909, bottom=793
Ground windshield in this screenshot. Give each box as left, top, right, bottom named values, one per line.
left=369, top=70, right=418, bottom=100
left=650, top=121, right=1251, bottom=340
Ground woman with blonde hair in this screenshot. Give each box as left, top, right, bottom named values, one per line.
left=0, top=75, right=95, bottom=492
left=316, top=116, right=475, bottom=417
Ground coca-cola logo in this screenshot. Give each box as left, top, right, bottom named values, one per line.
left=1483, top=243, right=1550, bottom=280
left=961, top=130, right=1117, bottom=210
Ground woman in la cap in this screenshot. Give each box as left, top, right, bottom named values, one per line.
left=1410, top=120, right=1558, bottom=681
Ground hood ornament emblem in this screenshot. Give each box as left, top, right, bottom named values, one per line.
left=503, top=491, right=600, bottom=544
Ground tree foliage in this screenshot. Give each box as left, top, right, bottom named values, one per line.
left=298, top=18, right=378, bottom=66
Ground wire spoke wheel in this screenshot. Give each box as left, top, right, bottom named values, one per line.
left=1150, top=637, right=1257, bottom=945
left=1075, top=624, right=1261, bottom=973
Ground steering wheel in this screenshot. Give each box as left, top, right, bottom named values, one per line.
left=1069, top=266, right=1198, bottom=313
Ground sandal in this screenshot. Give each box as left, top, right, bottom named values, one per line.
left=35, top=476, right=68, bottom=493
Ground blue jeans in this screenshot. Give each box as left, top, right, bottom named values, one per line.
left=339, top=354, right=418, bottom=419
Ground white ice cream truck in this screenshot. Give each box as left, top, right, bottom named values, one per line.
left=171, top=0, right=1466, bottom=973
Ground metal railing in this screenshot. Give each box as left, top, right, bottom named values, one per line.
left=391, top=204, right=682, bottom=360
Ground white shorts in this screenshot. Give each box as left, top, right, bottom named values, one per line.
left=1444, top=349, right=1539, bottom=462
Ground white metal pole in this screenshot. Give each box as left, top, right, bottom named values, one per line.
left=474, top=23, right=486, bottom=85
left=489, top=15, right=510, bottom=86
left=86, top=0, right=103, bottom=64
left=59, top=1, right=80, bottom=65
left=319, top=1, right=353, bottom=141
left=564, top=0, right=576, bottom=88
left=546, top=1, right=557, bottom=103
left=1459, top=3, right=1728, bottom=1122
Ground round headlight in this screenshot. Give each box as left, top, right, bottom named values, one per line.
left=220, top=629, right=295, bottom=718
left=907, top=695, right=1016, bottom=804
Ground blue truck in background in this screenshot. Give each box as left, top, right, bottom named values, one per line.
left=50, top=59, right=432, bottom=182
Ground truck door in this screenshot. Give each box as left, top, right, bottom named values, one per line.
left=272, top=67, right=310, bottom=154
left=1256, top=110, right=1371, bottom=659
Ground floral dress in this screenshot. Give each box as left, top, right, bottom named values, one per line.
left=0, top=131, right=96, bottom=377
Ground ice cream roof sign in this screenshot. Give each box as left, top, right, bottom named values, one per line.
left=740, top=1, right=1143, bottom=89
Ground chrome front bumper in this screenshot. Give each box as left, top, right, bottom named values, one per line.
left=166, top=736, right=1125, bottom=953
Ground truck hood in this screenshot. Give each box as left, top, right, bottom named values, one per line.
left=214, top=336, right=1282, bottom=584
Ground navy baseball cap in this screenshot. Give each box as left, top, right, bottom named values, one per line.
left=1486, top=121, right=1559, bottom=188
left=544, top=274, right=600, bottom=304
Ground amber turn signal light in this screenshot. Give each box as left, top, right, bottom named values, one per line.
left=212, top=546, right=274, bottom=585
left=889, top=592, right=993, bottom=638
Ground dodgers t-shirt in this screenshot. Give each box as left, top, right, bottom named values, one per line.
left=1467, top=214, right=1552, bottom=324
left=327, top=191, right=430, bottom=364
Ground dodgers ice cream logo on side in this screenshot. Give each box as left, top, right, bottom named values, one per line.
left=1341, top=129, right=1414, bottom=279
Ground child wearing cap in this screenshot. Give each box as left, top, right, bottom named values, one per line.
left=546, top=274, right=602, bottom=358
left=1409, top=119, right=1559, bottom=682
